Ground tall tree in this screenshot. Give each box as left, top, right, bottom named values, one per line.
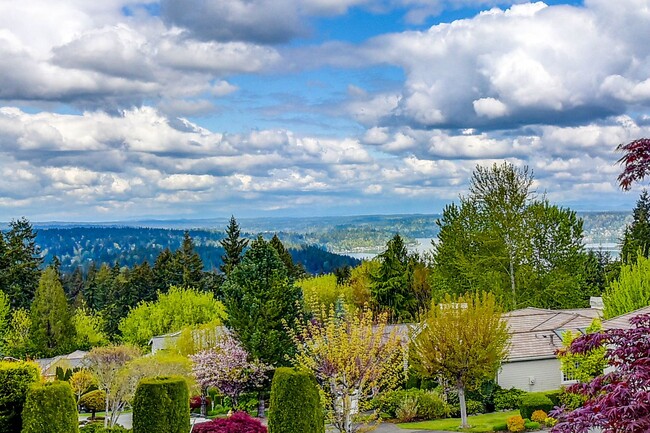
left=219, top=216, right=248, bottom=276
left=3, top=218, right=42, bottom=309
left=602, top=254, right=650, bottom=319
left=153, top=248, right=179, bottom=292
left=29, top=267, right=75, bottom=357
left=620, top=190, right=650, bottom=263
left=222, top=236, right=303, bottom=416
left=410, top=292, right=510, bottom=429
left=174, top=231, right=204, bottom=288
left=269, top=234, right=306, bottom=281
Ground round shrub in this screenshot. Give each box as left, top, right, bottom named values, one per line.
left=519, top=393, right=553, bottom=420
left=21, top=381, right=78, bottom=433
left=494, top=388, right=526, bottom=411
left=79, top=390, right=106, bottom=419
left=0, top=360, right=40, bottom=433
left=524, top=421, right=541, bottom=430
left=193, top=411, right=267, bottom=433
left=414, top=390, right=449, bottom=420
left=530, top=409, right=547, bottom=423
left=370, top=389, right=449, bottom=421
left=395, top=395, right=419, bottom=422
left=133, top=376, right=189, bottom=433
left=268, top=367, right=324, bottom=433
left=543, top=390, right=562, bottom=407
left=506, top=415, right=525, bottom=433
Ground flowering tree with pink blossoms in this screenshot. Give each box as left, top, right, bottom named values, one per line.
left=551, top=314, right=650, bottom=433
left=190, top=334, right=270, bottom=414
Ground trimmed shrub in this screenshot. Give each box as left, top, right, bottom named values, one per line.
left=21, top=381, right=78, bottom=433
left=79, top=390, right=106, bottom=419
left=506, top=415, right=525, bottom=433
left=524, top=420, right=541, bottom=430
left=543, top=390, right=561, bottom=407
left=80, top=423, right=129, bottom=433
left=519, top=393, right=553, bottom=420
left=0, top=361, right=41, bottom=433
left=492, top=422, right=508, bottom=432
left=530, top=409, right=547, bottom=423
left=268, top=367, right=324, bottom=433
left=133, top=376, right=189, bottom=433
left=494, top=388, right=526, bottom=411
left=193, top=411, right=267, bottom=433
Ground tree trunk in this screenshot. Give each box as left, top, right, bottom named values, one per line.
left=257, top=392, right=265, bottom=418
left=509, top=254, right=516, bottom=308
left=458, top=385, right=469, bottom=429
left=104, top=392, right=110, bottom=428
left=200, top=389, right=207, bottom=417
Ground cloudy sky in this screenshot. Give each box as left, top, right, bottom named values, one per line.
left=1, top=0, right=649, bottom=221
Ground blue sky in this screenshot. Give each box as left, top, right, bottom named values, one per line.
left=0, top=0, right=649, bottom=221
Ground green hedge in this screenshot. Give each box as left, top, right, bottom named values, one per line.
left=133, top=376, right=189, bottom=433
left=493, top=387, right=526, bottom=411
left=519, top=393, right=554, bottom=420
left=21, top=381, right=78, bottom=433
left=268, top=367, right=324, bottom=433
left=543, top=390, right=561, bottom=407
left=0, top=361, right=40, bottom=433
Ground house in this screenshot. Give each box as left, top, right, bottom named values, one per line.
left=149, top=326, right=229, bottom=354
left=496, top=303, right=603, bottom=392
left=35, top=350, right=88, bottom=379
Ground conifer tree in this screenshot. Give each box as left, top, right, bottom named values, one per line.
left=621, top=189, right=650, bottom=263
left=174, top=231, right=204, bottom=288
left=3, top=218, right=42, bottom=309
left=269, top=234, right=306, bottom=281
left=30, top=267, right=75, bottom=357
left=219, top=216, right=248, bottom=276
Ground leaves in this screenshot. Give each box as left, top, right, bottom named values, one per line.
left=617, top=138, right=650, bottom=191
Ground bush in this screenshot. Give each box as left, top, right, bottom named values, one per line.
left=132, top=376, right=189, bottom=433
left=395, top=396, right=419, bottom=423
left=80, top=423, right=129, bottom=433
left=0, top=360, right=40, bottom=433
left=543, top=390, right=561, bottom=407
left=268, top=367, right=324, bottom=433
left=492, top=422, right=508, bottom=432
left=544, top=417, right=557, bottom=427
left=21, top=381, right=78, bottom=433
left=449, top=399, right=485, bottom=417
left=494, top=388, right=526, bottom=411
left=193, top=411, right=267, bottom=433
left=558, top=389, right=586, bottom=411
left=524, top=421, right=541, bottom=430
left=190, top=395, right=212, bottom=410
left=80, top=390, right=106, bottom=419
left=519, top=393, right=553, bottom=420
left=371, top=389, right=448, bottom=421
left=530, top=410, right=547, bottom=423
left=506, top=415, right=525, bottom=433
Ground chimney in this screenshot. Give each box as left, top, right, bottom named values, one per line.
left=590, top=297, right=604, bottom=309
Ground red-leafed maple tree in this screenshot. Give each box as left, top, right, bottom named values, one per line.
left=551, top=314, right=650, bottom=433
left=617, top=138, right=650, bottom=190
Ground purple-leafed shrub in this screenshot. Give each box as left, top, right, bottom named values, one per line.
left=192, top=412, right=267, bottom=433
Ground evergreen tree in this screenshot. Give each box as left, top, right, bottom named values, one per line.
left=222, top=236, right=302, bottom=367
left=269, top=234, right=306, bottom=281
left=83, top=262, right=99, bottom=310
left=219, top=216, right=248, bottom=276
left=621, top=190, right=650, bottom=263
left=30, top=267, right=75, bottom=357
left=174, top=231, right=204, bottom=288
left=62, top=266, right=85, bottom=303
left=153, top=248, right=180, bottom=292
left=3, top=218, right=42, bottom=309
left=129, top=261, right=156, bottom=303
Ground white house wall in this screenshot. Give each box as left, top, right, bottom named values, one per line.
left=497, top=358, right=565, bottom=392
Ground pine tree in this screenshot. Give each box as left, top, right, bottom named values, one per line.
left=219, top=216, right=248, bottom=276
left=174, top=231, right=204, bottom=288
left=4, top=218, right=42, bottom=309
left=269, top=234, right=306, bottom=281
left=153, top=248, right=180, bottom=292
left=621, top=190, right=650, bottom=263
left=30, top=267, right=75, bottom=357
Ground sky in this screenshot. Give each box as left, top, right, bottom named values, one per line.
left=1, top=0, right=650, bottom=221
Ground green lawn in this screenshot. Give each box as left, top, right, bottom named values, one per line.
left=398, top=410, right=519, bottom=432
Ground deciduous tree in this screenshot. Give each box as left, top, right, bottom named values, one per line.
left=410, top=293, right=510, bottom=429
left=602, top=254, right=650, bottom=319
left=557, top=319, right=607, bottom=383
left=616, top=137, right=650, bottom=190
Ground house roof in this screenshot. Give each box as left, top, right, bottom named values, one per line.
left=36, top=350, right=89, bottom=375
left=504, top=307, right=598, bottom=362
left=602, top=305, right=650, bottom=330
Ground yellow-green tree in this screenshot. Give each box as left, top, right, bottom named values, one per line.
left=558, top=319, right=607, bottom=383
left=289, top=302, right=405, bottom=433
left=603, top=254, right=650, bottom=319
left=410, top=293, right=510, bottom=429
left=70, top=369, right=96, bottom=403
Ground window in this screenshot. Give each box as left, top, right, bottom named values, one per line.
left=561, top=361, right=580, bottom=384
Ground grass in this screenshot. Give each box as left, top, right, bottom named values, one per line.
left=398, top=410, right=520, bottom=432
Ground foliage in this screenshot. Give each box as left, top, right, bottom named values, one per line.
left=0, top=361, right=40, bottom=433
left=85, top=345, right=141, bottom=428
left=370, top=389, right=449, bottom=421
left=616, top=138, right=650, bottom=190
left=79, top=423, right=130, bottom=433
left=0, top=291, right=9, bottom=353
left=268, top=367, right=324, bottom=433
left=431, top=163, right=591, bottom=310
left=395, top=395, right=419, bottom=423
left=119, top=287, right=225, bottom=347
left=531, top=410, right=548, bottom=423
left=545, top=417, right=557, bottom=427
left=29, top=267, right=75, bottom=357
left=1, top=308, right=32, bottom=359
left=449, top=400, right=486, bottom=417
left=171, top=320, right=224, bottom=356
left=190, top=334, right=270, bottom=409
left=289, top=302, right=404, bottom=433
left=621, top=190, right=650, bottom=263
left=551, top=313, right=650, bottom=433
left=298, top=274, right=352, bottom=310
left=410, top=292, right=510, bottom=429
left=399, top=410, right=520, bottom=432
left=493, top=387, right=526, bottom=412
left=56, top=366, right=73, bottom=381
left=192, top=411, right=267, bottom=433
left=556, top=390, right=585, bottom=411
left=524, top=421, right=540, bottom=430
left=519, top=393, right=554, bottom=420
left=493, top=422, right=508, bottom=431
left=603, top=254, right=650, bottom=319
left=132, top=376, right=189, bottom=433
left=506, top=415, right=525, bottom=433
left=558, top=319, right=606, bottom=383
left=21, top=381, right=78, bottom=433
left=72, top=306, right=109, bottom=351
left=79, top=390, right=106, bottom=418
left=371, top=234, right=415, bottom=322
left=0, top=218, right=42, bottom=310
left=270, top=234, right=307, bottom=281
left=222, top=235, right=303, bottom=368
left=190, top=395, right=211, bottom=409
left=220, top=216, right=249, bottom=276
